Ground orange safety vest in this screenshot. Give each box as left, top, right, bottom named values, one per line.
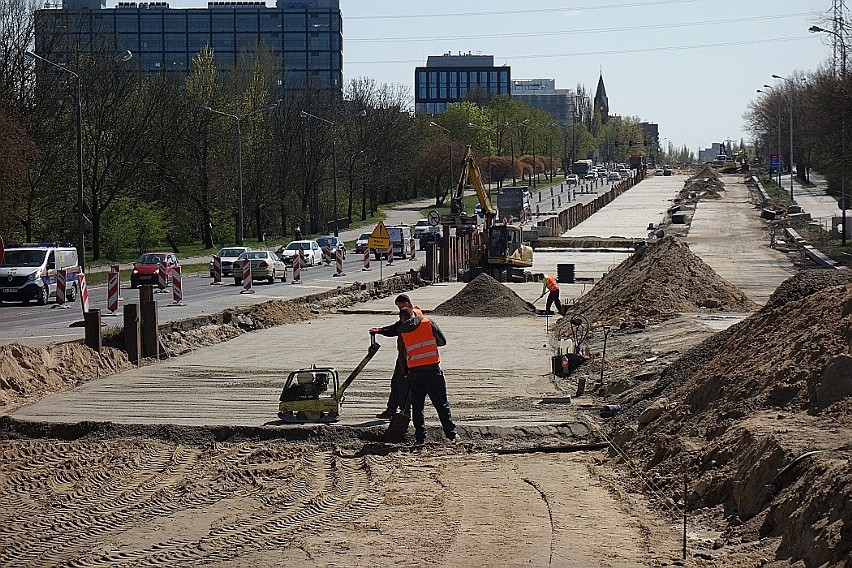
left=401, top=316, right=440, bottom=368
left=546, top=275, right=559, bottom=292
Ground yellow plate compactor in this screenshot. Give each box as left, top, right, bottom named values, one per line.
left=277, top=334, right=380, bottom=422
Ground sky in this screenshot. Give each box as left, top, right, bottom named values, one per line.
left=150, top=0, right=839, bottom=154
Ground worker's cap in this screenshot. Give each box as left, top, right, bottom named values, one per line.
left=395, top=293, right=412, bottom=306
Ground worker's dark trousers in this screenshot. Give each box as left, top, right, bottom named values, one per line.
left=546, top=290, right=562, bottom=315
left=409, top=366, right=457, bottom=442
left=385, top=357, right=411, bottom=415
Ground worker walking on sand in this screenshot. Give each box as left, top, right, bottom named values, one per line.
left=539, top=274, right=563, bottom=315
left=372, top=307, right=459, bottom=445
left=371, top=294, right=422, bottom=420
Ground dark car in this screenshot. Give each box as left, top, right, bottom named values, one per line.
left=315, top=236, right=346, bottom=260
left=131, top=252, right=178, bottom=288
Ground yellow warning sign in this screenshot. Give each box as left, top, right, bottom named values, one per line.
left=368, top=221, right=390, bottom=250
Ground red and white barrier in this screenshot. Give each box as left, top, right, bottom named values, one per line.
left=158, top=260, right=167, bottom=291
left=362, top=249, right=371, bottom=271
left=171, top=265, right=184, bottom=305
left=55, top=269, right=66, bottom=306
left=107, top=265, right=120, bottom=313
left=211, top=255, right=222, bottom=284
left=79, top=272, right=90, bottom=314
left=386, top=243, right=394, bottom=265
left=240, top=258, right=254, bottom=294
left=409, top=239, right=416, bottom=260
left=292, top=253, right=302, bottom=283
left=333, top=248, right=345, bottom=277
left=324, top=243, right=332, bottom=265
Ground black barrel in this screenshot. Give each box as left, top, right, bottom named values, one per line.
left=557, top=263, right=575, bottom=284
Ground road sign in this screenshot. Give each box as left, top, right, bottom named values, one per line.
left=428, top=210, right=441, bottom=226
left=368, top=221, right=390, bottom=250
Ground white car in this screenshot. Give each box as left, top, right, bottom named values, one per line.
left=278, top=240, right=323, bottom=266
left=413, top=218, right=437, bottom=239
left=565, top=174, right=579, bottom=185
left=209, top=246, right=252, bottom=277
left=607, top=171, right=622, bottom=181
left=232, top=250, right=287, bottom=285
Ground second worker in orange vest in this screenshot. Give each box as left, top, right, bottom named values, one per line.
left=390, top=306, right=459, bottom=445
left=542, top=274, right=563, bottom=316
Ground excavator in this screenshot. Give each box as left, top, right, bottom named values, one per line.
left=442, top=145, right=533, bottom=282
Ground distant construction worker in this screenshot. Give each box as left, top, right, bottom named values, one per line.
left=370, top=294, right=422, bottom=420
left=375, top=307, right=459, bottom=445
left=539, top=274, right=563, bottom=316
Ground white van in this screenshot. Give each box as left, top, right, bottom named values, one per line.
left=374, top=224, right=414, bottom=259
left=0, top=244, right=80, bottom=305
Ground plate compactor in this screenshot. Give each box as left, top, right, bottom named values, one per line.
left=278, top=334, right=380, bottom=423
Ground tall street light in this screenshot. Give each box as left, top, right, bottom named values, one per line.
left=810, top=25, right=847, bottom=246
left=26, top=49, right=132, bottom=271
left=301, top=109, right=367, bottom=237
left=772, top=74, right=795, bottom=202
left=202, top=102, right=279, bottom=245
left=429, top=121, right=452, bottom=198
left=761, top=83, right=783, bottom=188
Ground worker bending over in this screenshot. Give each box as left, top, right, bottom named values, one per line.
left=372, top=307, right=459, bottom=445
left=541, top=274, right=563, bottom=315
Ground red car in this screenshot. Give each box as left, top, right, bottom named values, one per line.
left=131, top=252, right=178, bottom=288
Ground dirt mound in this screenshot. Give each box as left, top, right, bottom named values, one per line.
left=432, top=273, right=536, bottom=317
left=556, top=236, right=759, bottom=331
left=763, top=268, right=852, bottom=310
left=0, top=343, right=132, bottom=412
left=612, top=284, right=852, bottom=567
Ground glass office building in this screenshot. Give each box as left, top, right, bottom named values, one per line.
left=34, top=0, right=342, bottom=93
left=415, top=53, right=511, bottom=114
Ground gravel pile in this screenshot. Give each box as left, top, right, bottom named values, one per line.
left=556, top=236, right=758, bottom=330
left=432, top=273, right=536, bottom=317
left=762, top=268, right=852, bottom=311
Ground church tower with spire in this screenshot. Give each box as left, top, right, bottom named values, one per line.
left=593, top=71, right=609, bottom=125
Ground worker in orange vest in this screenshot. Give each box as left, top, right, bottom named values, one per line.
left=372, top=306, right=459, bottom=445
left=371, top=294, right=423, bottom=420
left=539, top=274, right=563, bottom=315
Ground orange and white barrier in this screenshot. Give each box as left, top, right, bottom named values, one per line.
left=107, top=265, right=120, bottom=313
left=240, top=258, right=254, bottom=294
left=362, top=249, right=370, bottom=271
left=386, top=243, right=394, bottom=265
left=171, top=265, right=184, bottom=305
left=409, top=239, right=416, bottom=260
left=292, top=253, right=302, bottom=283
left=211, top=255, right=222, bottom=284
left=79, top=272, right=90, bottom=314
left=55, top=269, right=67, bottom=306
left=333, top=248, right=345, bottom=277
left=158, top=260, right=167, bottom=291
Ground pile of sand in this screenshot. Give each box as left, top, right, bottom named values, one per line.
left=611, top=281, right=852, bottom=567
left=0, top=343, right=132, bottom=411
left=556, top=236, right=758, bottom=331
left=432, top=273, right=536, bottom=317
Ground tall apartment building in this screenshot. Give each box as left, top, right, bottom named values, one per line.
left=34, top=0, right=342, bottom=93
left=415, top=52, right=511, bottom=115
left=510, top=79, right=575, bottom=127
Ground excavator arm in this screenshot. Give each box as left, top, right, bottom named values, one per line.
left=449, top=145, right=495, bottom=228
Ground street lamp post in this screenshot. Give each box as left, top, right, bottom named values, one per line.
left=202, top=102, right=279, bottom=245
left=26, top=49, right=132, bottom=271
left=763, top=83, right=783, bottom=188
left=772, top=74, right=795, bottom=202
left=810, top=25, right=847, bottom=245
left=301, top=109, right=366, bottom=237
left=429, top=121, right=452, bottom=198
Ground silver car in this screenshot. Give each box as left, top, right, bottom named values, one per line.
left=232, top=250, right=287, bottom=284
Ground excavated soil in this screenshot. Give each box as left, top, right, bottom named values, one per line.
left=554, top=235, right=759, bottom=331
left=432, top=273, right=536, bottom=317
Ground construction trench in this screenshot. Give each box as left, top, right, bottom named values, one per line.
left=1, top=169, right=851, bottom=567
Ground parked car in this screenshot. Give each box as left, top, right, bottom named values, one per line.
left=565, top=174, right=579, bottom=185
left=131, top=252, right=178, bottom=288
left=232, top=250, right=286, bottom=285
left=354, top=232, right=371, bottom=255
left=607, top=171, right=622, bottom=181
left=209, top=246, right=252, bottom=277
left=279, top=240, right=323, bottom=266
left=315, top=235, right=346, bottom=260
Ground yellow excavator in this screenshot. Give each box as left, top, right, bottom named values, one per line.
left=443, top=145, right=533, bottom=282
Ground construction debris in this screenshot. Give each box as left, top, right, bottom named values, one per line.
left=432, top=273, right=536, bottom=317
